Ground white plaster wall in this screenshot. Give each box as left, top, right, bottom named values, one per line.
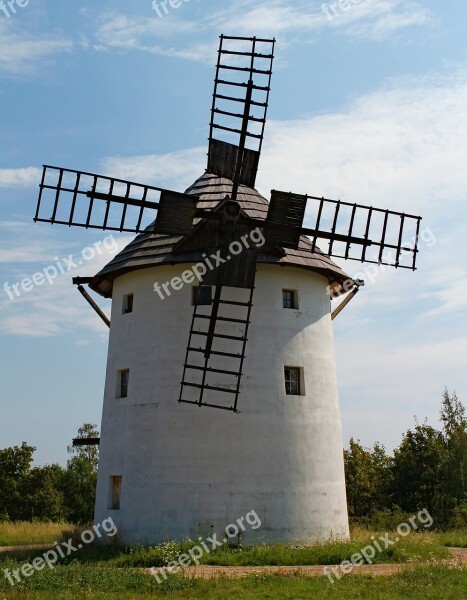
left=94, top=263, right=349, bottom=544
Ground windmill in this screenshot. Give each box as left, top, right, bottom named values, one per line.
left=34, top=35, right=422, bottom=544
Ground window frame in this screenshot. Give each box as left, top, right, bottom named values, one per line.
left=282, top=289, right=298, bottom=310
left=108, top=475, right=122, bottom=510
left=284, top=366, right=302, bottom=396
left=122, top=293, right=134, bottom=315
left=117, top=369, right=129, bottom=399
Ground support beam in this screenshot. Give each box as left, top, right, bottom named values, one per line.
left=76, top=284, right=110, bottom=328
left=331, top=284, right=363, bottom=321
left=72, top=437, right=100, bottom=447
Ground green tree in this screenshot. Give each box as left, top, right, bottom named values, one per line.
left=22, top=465, right=66, bottom=521
left=61, top=424, right=99, bottom=523
left=391, top=421, right=448, bottom=522
left=440, top=388, right=467, bottom=502
left=0, top=442, right=35, bottom=520
left=344, top=439, right=393, bottom=519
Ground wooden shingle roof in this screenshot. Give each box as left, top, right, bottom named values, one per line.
left=89, top=172, right=352, bottom=298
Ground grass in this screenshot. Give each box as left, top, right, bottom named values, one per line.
left=438, top=530, right=467, bottom=548
left=0, top=531, right=451, bottom=568
left=0, top=523, right=73, bottom=547
left=0, top=566, right=465, bottom=599
left=197, top=531, right=450, bottom=566
left=0, top=524, right=455, bottom=566
left=0, top=523, right=465, bottom=599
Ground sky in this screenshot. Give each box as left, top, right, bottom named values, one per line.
left=0, top=0, right=466, bottom=466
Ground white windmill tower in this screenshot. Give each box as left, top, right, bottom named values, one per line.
left=34, top=35, right=422, bottom=545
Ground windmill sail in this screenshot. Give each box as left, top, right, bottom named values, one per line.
left=208, top=35, right=275, bottom=188
left=34, top=165, right=197, bottom=235
left=295, top=193, right=422, bottom=270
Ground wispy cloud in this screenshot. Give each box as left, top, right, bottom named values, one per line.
left=0, top=232, right=133, bottom=338
left=0, top=21, right=72, bottom=76
left=346, top=1, right=432, bottom=40
left=100, top=147, right=206, bottom=191
left=92, top=1, right=432, bottom=61
left=206, top=1, right=324, bottom=35
left=253, top=69, right=467, bottom=326
left=0, top=167, right=42, bottom=187
left=257, top=71, right=467, bottom=215
left=93, top=11, right=213, bottom=61
left=0, top=222, right=62, bottom=263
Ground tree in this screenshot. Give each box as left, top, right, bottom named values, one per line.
left=391, top=421, right=448, bottom=522
left=22, top=465, right=66, bottom=521
left=0, top=442, right=35, bottom=520
left=61, top=424, right=99, bottom=523
left=440, top=388, right=467, bottom=504
left=344, top=439, right=393, bottom=519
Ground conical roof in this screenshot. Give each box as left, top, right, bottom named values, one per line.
left=89, top=172, right=353, bottom=298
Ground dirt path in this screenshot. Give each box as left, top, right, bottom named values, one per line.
left=169, top=548, right=467, bottom=580
left=0, top=544, right=53, bottom=554
left=1, top=544, right=465, bottom=578
left=181, top=563, right=406, bottom=579
left=448, top=547, right=467, bottom=565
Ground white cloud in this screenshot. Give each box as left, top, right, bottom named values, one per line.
left=93, top=12, right=214, bottom=61
left=95, top=11, right=196, bottom=44
left=206, top=1, right=324, bottom=35
left=0, top=167, right=42, bottom=188
left=205, top=0, right=432, bottom=40
left=225, top=0, right=433, bottom=40
left=100, top=147, right=206, bottom=191
left=257, top=72, right=467, bottom=214
left=0, top=232, right=133, bottom=338
left=346, top=1, right=432, bottom=40
left=0, top=21, right=73, bottom=76
left=92, top=1, right=432, bottom=61
left=0, top=222, right=64, bottom=263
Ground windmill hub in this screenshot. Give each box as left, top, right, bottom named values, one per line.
left=225, top=200, right=241, bottom=219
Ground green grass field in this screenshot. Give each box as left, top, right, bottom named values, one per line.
left=91, top=532, right=451, bottom=568
left=0, top=523, right=465, bottom=599
left=0, top=567, right=465, bottom=599
left=0, top=527, right=455, bottom=566
left=0, top=523, right=74, bottom=547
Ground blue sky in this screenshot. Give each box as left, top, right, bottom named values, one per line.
left=0, top=0, right=466, bottom=466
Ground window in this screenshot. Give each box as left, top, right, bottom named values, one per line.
left=282, top=289, right=298, bottom=309
left=118, top=369, right=129, bottom=398
left=109, top=476, right=122, bottom=510
left=122, top=293, right=134, bottom=314
left=192, top=285, right=212, bottom=306
left=284, top=367, right=301, bottom=395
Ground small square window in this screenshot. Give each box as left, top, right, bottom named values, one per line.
left=283, top=289, right=298, bottom=309
left=122, top=294, right=134, bottom=314
left=284, top=367, right=301, bottom=395
left=118, top=369, right=129, bottom=398
left=192, top=286, right=212, bottom=306
left=108, top=476, right=122, bottom=510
